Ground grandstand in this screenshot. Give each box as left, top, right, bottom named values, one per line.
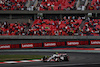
left=30, top=17, right=83, bottom=36
left=88, top=0, right=100, bottom=10
left=39, top=0, right=76, bottom=10
left=0, top=0, right=95, bottom=11
left=0, top=0, right=100, bottom=36
left=0, top=0, right=28, bottom=10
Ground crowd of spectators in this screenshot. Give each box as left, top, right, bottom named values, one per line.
left=1, top=0, right=100, bottom=11
left=28, top=16, right=83, bottom=36
left=29, top=17, right=100, bottom=36
left=0, top=21, right=30, bottom=35
left=0, top=0, right=28, bottom=10
left=88, top=0, right=100, bottom=10
left=82, top=18, right=100, bottom=36
left=0, top=16, right=100, bottom=36
left=39, top=0, right=76, bottom=10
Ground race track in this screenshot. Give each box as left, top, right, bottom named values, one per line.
left=0, top=51, right=100, bottom=67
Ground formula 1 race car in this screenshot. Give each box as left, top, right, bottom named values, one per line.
left=41, top=53, right=69, bottom=62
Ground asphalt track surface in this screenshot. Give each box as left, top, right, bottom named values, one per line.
left=0, top=51, right=100, bottom=67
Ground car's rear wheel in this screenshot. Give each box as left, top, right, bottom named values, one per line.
left=64, top=56, right=69, bottom=61
left=42, top=56, right=47, bottom=62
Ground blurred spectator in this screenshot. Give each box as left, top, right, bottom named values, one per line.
left=1, top=15, right=100, bottom=36
left=88, top=0, right=100, bottom=10
left=39, top=0, right=76, bottom=10
left=0, top=0, right=28, bottom=10
left=58, top=4, right=61, bottom=10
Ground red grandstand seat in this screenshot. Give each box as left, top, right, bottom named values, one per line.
left=59, top=24, right=66, bottom=29
left=43, top=19, right=49, bottom=23
left=62, top=31, right=66, bottom=35
left=96, top=25, right=100, bottom=29
left=54, top=6, right=58, bottom=10
left=83, top=34, right=87, bottom=36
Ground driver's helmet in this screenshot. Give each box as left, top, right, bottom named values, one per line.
left=56, top=52, right=58, bottom=54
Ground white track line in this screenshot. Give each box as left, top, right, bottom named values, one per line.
left=0, top=59, right=41, bottom=64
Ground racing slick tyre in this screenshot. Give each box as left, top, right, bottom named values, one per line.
left=42, top=56, right=47, bottom=62
left=64, top=56, right=69, bottom=61
left=56, top=59, right=60, bottom=62
left=55, top=57, right=61, bottom=62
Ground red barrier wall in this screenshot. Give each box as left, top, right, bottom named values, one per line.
left=11, top=44, right=20, bottom=48
left=21, top=43, right=34, bottom=48
left=84, top=41, right=89, bottom=45
left=44, top=42, right=57, bottom=47
left=80, top=41, right=88, bottom=45
left=80, top=41, right=84, bottom=45
left=34, top=43, right=42, bottom=47
left=0, top=44, right=11, bottom=49
left=0, top=40, right=98, bottom=50
left=57, top=42, right=65, bottom=46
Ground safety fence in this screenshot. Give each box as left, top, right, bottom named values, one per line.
left=0, top=40, right=100, bottom=49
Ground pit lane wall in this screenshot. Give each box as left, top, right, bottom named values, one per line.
left=0, top=39, right=100, bottom=49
